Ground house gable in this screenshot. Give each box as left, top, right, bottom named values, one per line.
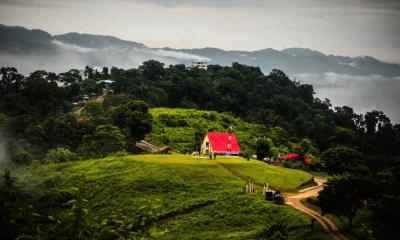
left=206, top=132, right=240, bottom=154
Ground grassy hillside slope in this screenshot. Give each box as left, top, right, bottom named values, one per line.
left=17, top=155, right=325, bottom=239
left=216, top=158, right=314, bottom=192
left=147, top=108, right=263, bottom=153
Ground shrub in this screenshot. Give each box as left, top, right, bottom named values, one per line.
left=45, top=148, right=77, bottom=163
left=79, top=124, right=126, bottom=158
left=12, top=151, right=34, bottom=164
left=109, top=150, right=128, bottom=157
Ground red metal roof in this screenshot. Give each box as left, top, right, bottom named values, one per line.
left=303, top=157, right=313, bottom=164
left=159, top=146, right=171, bottom=151
left=279, top=153, right=299, bottom=159
left=207, top=132, right=240, bottom=153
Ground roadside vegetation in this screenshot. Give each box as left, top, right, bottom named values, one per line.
left=302, top=197, right=374, bottom=240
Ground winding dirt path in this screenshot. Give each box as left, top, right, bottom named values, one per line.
left=75, top=91, right=109, bottom=114
left=285, top=178, right=348, bottom=240
left=216, top=161, right=347, bottom=239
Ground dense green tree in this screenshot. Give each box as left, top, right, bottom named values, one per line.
left=320, top=146, right=365, bottom=174
left=45, top=147, right=77, bottom=163
left=292, top=138, right=318, bottom=158
left=0, top=67, right=24, bottom=94
left=23, top=71, right=70, bottom=115
left=331, top=106, right=361, bottom=131
left=12, top=151, right=34, bottom=164
left=58, top=69, right=82, bottom=85
left=318, top=175, right=370, bottom=228
left=84, top=101, right=104, bottom=117
left=139, top=60, right=165, bottom=82
left=79, top=124, right=126, bottom=158
left=328, top=127, right=357, bottom=147
left=80, top=79, right=103, bottom=95
left=111, top=100, right=152, bottom=145
left=102, top=67, right=109, bottom=76
left=255, top=137, right=272, bottom=160
left=103, top=94, right=132, bottom=109
left=0, top=170, right=20, bottom=239
left=84, top=66, right=94, bottom=79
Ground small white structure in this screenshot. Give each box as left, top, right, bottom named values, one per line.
left=191, top=61, right=208, bottom=70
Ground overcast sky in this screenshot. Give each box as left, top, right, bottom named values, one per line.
left=0, top=0, right=400, bottom=62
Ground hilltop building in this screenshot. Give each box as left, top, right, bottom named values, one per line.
left=278, top=153, right=313, bottom=165
left=200, top=131, right=240, bottom=156
left=191, top=61, right=208, bottom=70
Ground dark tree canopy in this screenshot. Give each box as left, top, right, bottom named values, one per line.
left=111, top=100, right=153, bottom=145
left=320, top=146, right=364, bottom=174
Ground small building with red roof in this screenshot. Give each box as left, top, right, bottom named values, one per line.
left=200, top=131, right=240, bottom=156
left=278, top=153, right=313, bottom=164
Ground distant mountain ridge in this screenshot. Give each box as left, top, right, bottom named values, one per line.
left=54, top=32, right=147, bottom=50
left=1, top=24, right=400, bottom=77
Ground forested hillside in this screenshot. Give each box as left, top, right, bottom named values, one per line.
left=1, top=61, right=400, bottom=239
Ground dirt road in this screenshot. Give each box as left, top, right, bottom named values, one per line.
left=285, top=178, right=348, bottom=240
left=75, top=92, right=109, bottom=114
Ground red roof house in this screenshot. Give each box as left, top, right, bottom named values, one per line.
left=200, top=132, right=240, bottom=156
left=278, top=153, right=313, bottom=164
left=303, top=157, right=313, bottom=164
left=278, top=153, right=299, bottom=159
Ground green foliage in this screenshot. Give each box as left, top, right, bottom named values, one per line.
left=0, top=67, right=24, bottom=95
left=103, top=94, right=132, bottom=109
left=318, top=175, right=370, bottom=229
left=255, top=137, right=272, bottom=160
left=84, top=101, right=104, bottom=117
left=292, top=138, right=319, bottom=158
left=271, top=146, right=290, bottom=157
left=257, top=217, right=288, bottom=240
left=0, top=169, right=18, bottom=239
left=12, top=151, right=34, bottom=164
left=320, top=146, right=364, bottom=174
left=79, top=124, right=126, bottom=158
left=64, top=187, right=91, bottom=239
left=2, top=64, right=400, bottom=159
left=139, top=60, right=166, bottom=81
left=112, top=100, right=152, bottom=144
left=0, top=169, right=41, bottom=239
left=7, top=155, right=323, bottom=239
left=147, top=108, right=262, bottom=153
left=328, top=127, right=357, bottom=147
left=45, top=148, right=77, bottom=163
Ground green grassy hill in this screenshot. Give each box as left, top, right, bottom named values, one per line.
left=16, top=154, right=327, bottom=239
left=215, top=158, right=314, bottom=192
left=146, top=108, right=263, bottom=153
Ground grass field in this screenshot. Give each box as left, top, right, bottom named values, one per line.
left=14, top=154, right=329, bottom=239
left=215, top=158, right=314, bottom=192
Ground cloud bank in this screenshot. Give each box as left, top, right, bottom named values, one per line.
left=294, top=72, right=400, bottom=123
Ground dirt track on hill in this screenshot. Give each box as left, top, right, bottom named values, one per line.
left=285, top=178, right=348, bottom=240
left=216, top=161, right=347, bottom=239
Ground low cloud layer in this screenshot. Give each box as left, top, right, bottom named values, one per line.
left=0, top=40, right=209, bottom=74
left=294, top=72, right=400, bottom=123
